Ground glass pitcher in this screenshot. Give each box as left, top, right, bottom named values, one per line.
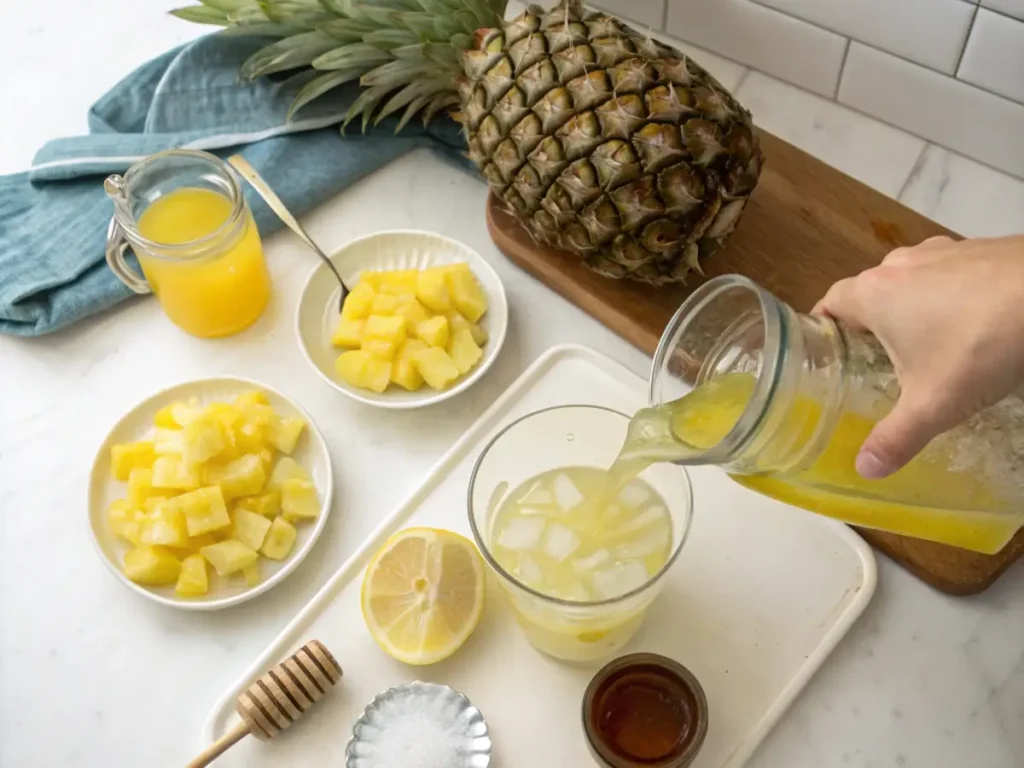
left=104, top=149, right=271, bottom=338
left=645, top=274, right=1024, bottom=554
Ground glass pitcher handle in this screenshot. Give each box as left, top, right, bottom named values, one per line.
left=105, top=217, right=151, bottom=295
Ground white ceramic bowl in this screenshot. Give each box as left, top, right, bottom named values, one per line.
left=88, top=377, right=333, bottom=610
left=296, top=230, right=508, bottom=409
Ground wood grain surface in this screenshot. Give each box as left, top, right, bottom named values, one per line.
left=485, top=128, right=1023, bottom=595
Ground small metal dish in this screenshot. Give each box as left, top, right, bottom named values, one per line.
left=345, top=681, right=492, bottom=767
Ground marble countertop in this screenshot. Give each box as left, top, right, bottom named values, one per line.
left=1, top=3, right=1022, bottom=767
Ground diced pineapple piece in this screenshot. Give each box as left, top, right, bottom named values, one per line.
left=416, top=315, right=449, bottom=347
left=232, top=420, right=266, bottom=455
left=123, top=546, right=181, bottom=586
left=364, top=314, right=407, bottom=345
left=200, top=540, right=259, bottom=576
left=341, top=281, right=376, bottom=320
left=394, top=296, right=431, bottom=334
left=416, top=267, right=452, bottom=312
left=447, top=311, right=488, bottom=347
left=441, top=262, right=472, bottom=276
left=231, top=508, right=273, bottom=550
left=258, top=447, right=277, bottom=476
left=144, top=496, right=170, bottom=514
left=183, top=532, right=218, bottom=550
left=362, top=337, right=400, bottom=361
left=371, top=293, right=399, bottom=315
left=377, top=269, right=418, bottom=296
left=170, top=401, right=202, bottom=427
left=153, top=428, right=184, bottom=456
left=151, top=455, right=201, bottom=490
left=331, top=317, right=364, bottom=348
left=447, top=327, right=484, bottom=374
left=282, top=479, right=320, bottom=522
left=110, top=441, right=156, bottom=482
left=261, top=517, right=298, bottom=561
left=127, top=468, right=160, bottom=508
left=205, top=454, right=266, bottom=499
left=267, top=457, right=313, bottom=489
left=181, top=415, right=227, bottom=465
left=205, top=402, right=242, bottom=430
left=241, top=560, right=261, bottom=587
left=267, top=416, right=305, bottom=454
left=468, top=320, right=487, bottom=347
left=446, top=268, right=488, bottom=322
left=234, top=390, right=269, bottom=408
left=391, top=338, right=428, bottom=391
left=363, top=358, right=392, bottom=393
left=415, top=346, right=461, bottom=390
left=153, top=405, right=179, bottom=429
left=140, top=502, right=191, bottom=548
left=235, top=491, right=281, bottom=518
left=171, top=486, right=230, bottom=537
left=336, top=350, right=371, bottom=389
left=357, top=271, right=380, bottom=290
left=175, top=554, right=209, bottom=596
left=107, top=499, right=143, bottom=546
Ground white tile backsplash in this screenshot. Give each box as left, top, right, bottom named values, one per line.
left=981, top=0, right=1024, bottom=21
left=589, top=0, right=665, bottom=29
left=665, top=0, right=848, bottom=97
left=838, top=42, right=1024, bottom=179
left=737, top=72, right=925, bottom=196
left=752, top=0, right=975, bottom=74
left=900, top=145, right=1024, bottom=237
left=958, top=9, right=1024, bottom=104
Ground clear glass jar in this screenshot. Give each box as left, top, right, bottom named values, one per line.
left=104, top=149, right=271, bottom=338
left=649, top=275, right=1024, bottom=554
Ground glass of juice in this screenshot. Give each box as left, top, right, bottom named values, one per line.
left=468, top=405, right=692, bottom=663
left=104, top=149, right=271, bottom=338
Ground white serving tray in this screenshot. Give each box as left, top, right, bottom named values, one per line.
left=201, top=345, right=877, bottom=767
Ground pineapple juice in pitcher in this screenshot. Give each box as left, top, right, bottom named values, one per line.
left=626, top=275, right=1024, bottom=554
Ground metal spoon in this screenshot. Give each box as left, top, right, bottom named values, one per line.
left=228, top=154, right=349, bottom=311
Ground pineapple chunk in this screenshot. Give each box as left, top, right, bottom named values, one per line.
left=232, top=420, right=266, bottom=455
left=235, top=491, right=281, bottom=518
left=331, top=317, right=364, bottom=348
left=363, top=358, right=392, bottom=393
left=447, top=327, right=484, bottom=374
left=394, top=296, right=431, bottom=334
left=364, top=314, right=407, bottom=345
left=371, top=293, right=399, bottom=315
left=415, top=346, right=461, bottom=390
left=392, top=338, right=428, bottom=391
left=416, top=315, right=449, bottom=347
left=281, top=479, right=320, bottom=522
left=127, top=468, right=160, bottom=508
left=377, top=269, right=418, bottom=296
left=416, top=268, right=451, bottom=312
left=151, top=455, right=201, bottom=490
left=140, top=502, right=191, bottom=548
left=175, top=554, right=209, bottom=596
left=258, top=447, right=277, bottom=476
left=183, top=532, right=218, bottom=550
left=261, top=517, right=298, bottom=561
left=144, top=496, right=170, bottom=514
left=231, top=508, right=273, bottom=551
left=341, top=281, right=376, bottom=320
left=200, top=540, right=259, bottom=577
left=205, top=454, right=266, bottom=499
left=153, top=405, right=179, bottom=429
left=153, top=428, right=184, bottom=456
left=123, top=546, right=181, bottom=586
left=181, top=415, right=227, bottom=465
left=267, top=416, right=305, bottom=454
left=205, top=402, right=242, bottom=430
left=110, top=441, right=156, bottom=482
left=446, top=268, right=488, bottom=322
left=362, top=337, right=400, bottom=361
left=107, top=499, right=143, bottom=546
left=241, top=560, right=261, bottom=587
left=336, top=350, right=371, bottom=389
left=171, top=486, right=230, bottom=537
left=170, top=401, right=202, bottom=427
left=448, top=311, right=488, bottom=347
left=267, top=457, right=312, bottom=489
left=234, top=390, right=269, bottom=408
left=468, top=320, right=488, bottom=347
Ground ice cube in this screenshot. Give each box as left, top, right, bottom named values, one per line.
left=553, top=578, right=591, bottom=602
left=612, top=506, right=667, bottom=537
left=600, top=503, right=625, bottom=524
left=591, top=561, right=649, bottom=600
left=573, top=549, right=611, bottom=574
left=617, top=481, right=651, bottom=508
left=517, top=555, right=544, bottom=587
left=497, top=516, right=545, bottom=551
left=615, top=529, right=671, bottom=559
left=543, top=522, right=581, bottom=562
left=519, top=483, right=553, bottom=506
left=519, top=506, right=548, bottom=516
left=553, top=473, right=584, bottom=511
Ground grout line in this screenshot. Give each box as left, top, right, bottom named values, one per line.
left=954, top=2, right=981, bottom=75
left=660, top=0, right=669, bottom=34
left=833, top=39, right=852, bottom=100
left=975, top=4, right=1024, bottom=25
left=897, top=144, right=932, bottom=199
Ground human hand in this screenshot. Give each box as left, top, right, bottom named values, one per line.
left=813, top=234, right=1024, bottom=479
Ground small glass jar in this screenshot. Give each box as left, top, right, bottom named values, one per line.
left=649, top=274, right=1024, bottom=554
left=104, top=149, right=271, bottom=338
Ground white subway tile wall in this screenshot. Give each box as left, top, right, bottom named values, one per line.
left=838, top=42, right=1024, bottom=179
left=958, top=9, right=1024, bottom=104
left=751, top=0, right=975, bottom=73
left=587, top=0, right=665, bottom=28
left=981, top=0, right=1024, bottom=21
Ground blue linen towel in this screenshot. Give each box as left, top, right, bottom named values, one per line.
left=0, top=34, right=472, bottom=337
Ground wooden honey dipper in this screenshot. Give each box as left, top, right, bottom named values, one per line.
left=186, top=640, right=343, bottom=767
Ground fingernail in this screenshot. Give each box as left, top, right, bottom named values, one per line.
left=856, top=451, right=888, bottom=479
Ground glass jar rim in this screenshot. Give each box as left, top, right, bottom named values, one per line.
left=109, top=148, right=246, bottom=260
left=466, top=404, right=694, bottom=609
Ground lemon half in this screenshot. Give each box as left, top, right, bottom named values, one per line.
left=361, top=527, right=485, bottom=665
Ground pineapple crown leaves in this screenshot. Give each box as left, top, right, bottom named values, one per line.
left=171, top=0, right=509, bottom=130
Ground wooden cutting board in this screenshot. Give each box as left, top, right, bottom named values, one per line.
left=486, top=128, right=1024, bottom=596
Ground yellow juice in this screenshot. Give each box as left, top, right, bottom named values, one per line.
left=664, top=374, right=1024, bottom=554
left=136, top=187, right=270, bottom=338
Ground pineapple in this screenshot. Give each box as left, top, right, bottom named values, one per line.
left=200, top=540, right=260, bottom=576
left=175, top=554, right=210, bottom=596
left=110, top=441, right=156, bottom=482
left=416, top=269, right=451, bottom=313
left=342, top=281, right=376, bottom=319
left=446, top=270, right=488, bottom=322
left=204, top=454, right=267, bottom=499
left=235, top=491, right=282, bottom=518
left=375, top=269, right=418, bottom=296
left=151, top=455, right=201, bottom=491
left=127, top=468, right=160, bottom=508
left=267, top=416, right=306, bottom=454
left=140, top=502, right=192, bottom=548
left=415, top=347, right=461, bottom=390
left=153, top=404, right=180, bottom=429
left=362, top=337, right=401, bottom=361
left=171, top=486, right=231, bottom=536
left=371, top=293, right=399, bottom=315
left=394, top=296, right=431, bottom=334
left=172, top=0, right=762, bottom=284
left=242, top=560, right=262, bottom=587
left=447, top=311, right=487, bottom=347
left=258, top=446, right=277, bottom=476
left=108, top=499, right=144, bottom=546
left=364, top=314, right=407, bottom=345
left=182, top=414, right=228, bottom=465
left=447, top=328, right=483, bottom=374
left=261, top=517, right=298, bottom=561
left=331, top=317, right=365, bottom=348
left=123, top=546, right=181, bottom=586
left=153, top=428, right=185, bottom=456
left=392, top=338, right=428, bottom=390
left=231, top=508, right=273, bottom=550
left=267, top=457, right=312, bottom=489
left=281, top=479, right=320, bottom=522
left=416, top=315, right=449, bottom=348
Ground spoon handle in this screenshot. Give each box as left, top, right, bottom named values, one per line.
left=227, top=155, right=323, bottom=255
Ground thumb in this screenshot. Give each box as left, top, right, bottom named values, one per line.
left=855, top=393, right=947, bottom=479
